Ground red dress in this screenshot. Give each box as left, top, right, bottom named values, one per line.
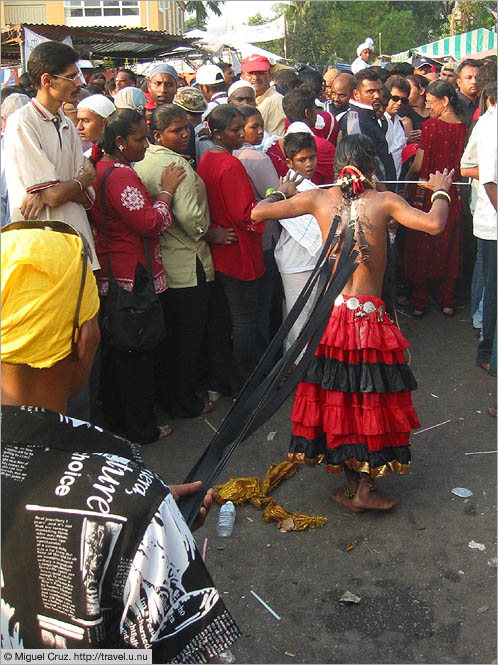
left=289, top=294, right=420, bottom=477
left=403, top=117, right=467, bottom=306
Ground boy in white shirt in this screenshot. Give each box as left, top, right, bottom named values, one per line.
left=274, top=131, right=322, bottom=357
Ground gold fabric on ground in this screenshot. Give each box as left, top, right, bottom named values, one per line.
left=262, top=499, right=327, bottom=530
left=214, top=461, right=327, bottom=531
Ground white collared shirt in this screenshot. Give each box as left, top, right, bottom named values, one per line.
left=384, top=111, right=407, bottom=178
left=3, top=98, right=99, bottom=268
left=473, top=104, right=497, bottom=240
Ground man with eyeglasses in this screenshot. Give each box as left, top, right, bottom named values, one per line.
left=2, top=41, right=98, bottom=270
left=0, top=222, right=241, bottom=659
left=241, top=54, right=286, bottom=136
left=384, top=76, right=409, bottom=178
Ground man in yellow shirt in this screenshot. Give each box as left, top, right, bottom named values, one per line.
left=241, top=54, right=286, bottom=136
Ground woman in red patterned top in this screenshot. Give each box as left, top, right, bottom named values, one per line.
left=197, top=104, right=266, bottom=396
left=90, top=108, right=185, bottom=443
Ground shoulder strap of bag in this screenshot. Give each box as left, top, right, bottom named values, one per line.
left=100, top=165, right=118, bottom=279
left=100, top=165, right=154, bottom=278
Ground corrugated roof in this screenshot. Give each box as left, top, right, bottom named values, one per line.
left=1, top=23, right=196, bottom=66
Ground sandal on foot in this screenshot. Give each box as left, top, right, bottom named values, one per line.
left=476, top=360, right=491, bottom=372
left=442, top=307, right=455, bottom=317
left=158, top=424, right=174, bottom=439
left=412, top=309, right=425, bottom=319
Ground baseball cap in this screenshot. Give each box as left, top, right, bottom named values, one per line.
left=196, top=64, right=224, bottom=86
left=241, top=54, right=271, bottom=73
left=441, top=62, right=456, bottom=73
left=413, top=57, right=433, bottom=70
left=173, top=86, right=207, bottom=113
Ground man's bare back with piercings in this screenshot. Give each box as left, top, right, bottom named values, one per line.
left=252, top=134, right=453, bottom=512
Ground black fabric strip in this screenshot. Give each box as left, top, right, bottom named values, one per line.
left=303, top=357, right=418, bottom=393
left=179, top=219, right=360, bottom=527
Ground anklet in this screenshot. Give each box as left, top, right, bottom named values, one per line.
left=344, top=487, right=356, bottom=498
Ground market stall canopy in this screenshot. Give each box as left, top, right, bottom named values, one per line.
left=1, top=23, right=195, bottom=67
left=391, top=27, right=496, bottom=62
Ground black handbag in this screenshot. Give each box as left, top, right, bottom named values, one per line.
left=100, top=166, right=166, bottom=352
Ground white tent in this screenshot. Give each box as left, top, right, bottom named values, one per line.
left=185, top=29, right=283, bottom=64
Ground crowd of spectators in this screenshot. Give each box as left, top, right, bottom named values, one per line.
left=1, top=38, right=496, bottom=659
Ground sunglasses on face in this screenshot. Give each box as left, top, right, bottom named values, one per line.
left=1, top=220, right=90, bottom=358
left=390, top=95, right=409, bottom=104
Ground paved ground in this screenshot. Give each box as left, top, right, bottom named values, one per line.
left=141, top=296, right=497, bottom=665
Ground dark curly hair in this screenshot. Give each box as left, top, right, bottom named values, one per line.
left=335, top=134, right=376, bottom=200
left=99, top=108, right=144, bottom=156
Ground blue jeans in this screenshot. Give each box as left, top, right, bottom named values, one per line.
left=217, top=272, right=262, bottom=395
left=477, top=239, right=497, bottom=364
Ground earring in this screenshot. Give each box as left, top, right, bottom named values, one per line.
left=118, top=145, right=124, bottom=152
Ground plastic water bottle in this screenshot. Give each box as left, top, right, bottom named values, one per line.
left=217, top=650, right=236, bottom=663
left=216, top=501, right=235, bottom=537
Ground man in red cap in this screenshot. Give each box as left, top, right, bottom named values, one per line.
left=241, top=54, right=286, bottom=136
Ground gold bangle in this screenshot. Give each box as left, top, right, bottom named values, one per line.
left=159, top=190, right=173, bottom=198
left=431, top=189, right=451, bottom=205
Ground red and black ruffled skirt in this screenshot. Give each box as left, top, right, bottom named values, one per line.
left=289, top=295, right=420, bottom=478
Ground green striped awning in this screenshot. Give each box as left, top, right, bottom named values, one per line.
left=391, top=28, right=496, bottom=62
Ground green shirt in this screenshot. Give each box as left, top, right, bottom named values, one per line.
left=135, top=144, right=214, bottom=288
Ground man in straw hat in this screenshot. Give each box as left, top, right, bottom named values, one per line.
left=1, top=221, right=241, bottom=659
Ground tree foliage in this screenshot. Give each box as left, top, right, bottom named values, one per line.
left=265, top=1, right=496, bottom=70
left=184, top=1, right=224, bottom=30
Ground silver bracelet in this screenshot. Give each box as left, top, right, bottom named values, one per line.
left=74, top=178, right=84, bottom=192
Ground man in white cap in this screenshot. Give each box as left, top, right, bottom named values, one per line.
left=76, top=93, right=115, bottom=153
left=351, top=37, right=375, bottom=75
left=196, top=64, right=228, bottom=119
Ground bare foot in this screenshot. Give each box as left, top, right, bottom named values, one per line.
left=331, top=486, right=365, bottom=513
left=352, top=480, right=400, bottom=511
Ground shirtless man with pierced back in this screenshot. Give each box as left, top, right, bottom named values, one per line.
left=251, top=134, right=453, bottom=513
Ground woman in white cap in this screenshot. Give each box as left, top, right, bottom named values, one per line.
left=76, top=93, right=116, bottom=157
left=351, top=37, right=375, bottom=75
